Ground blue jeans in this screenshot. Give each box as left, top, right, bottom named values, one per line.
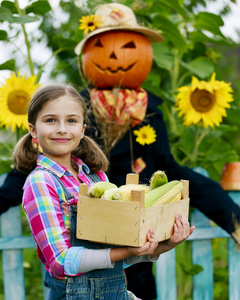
left=45, top=205, right=129, bottom=300
left=46, top=271, right=129, bottom=300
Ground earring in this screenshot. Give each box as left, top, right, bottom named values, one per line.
left=32, top=137, right=43, bottom=153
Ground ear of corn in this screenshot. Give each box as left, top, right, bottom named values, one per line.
left=88, top=182, right=117, bottom=198
left=101, top=188, right=123, bottom=200
left=149, top=170, right=168, bottom=190
left=118, top=184, right=151, bottom=201
left=144, top=180, right=183, bottom=208
left=151, top=191, right=182, bottom=206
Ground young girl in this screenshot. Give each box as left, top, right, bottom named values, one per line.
left=13, top=84, right=194, bottom=300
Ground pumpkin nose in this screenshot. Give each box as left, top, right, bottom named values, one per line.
left=109, top=51, right=117, bottom=59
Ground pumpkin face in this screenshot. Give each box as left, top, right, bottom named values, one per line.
left=81, top=30, right=153, bottom=89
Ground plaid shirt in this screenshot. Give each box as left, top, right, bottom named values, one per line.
left=23, top=155, right=107, bottom=279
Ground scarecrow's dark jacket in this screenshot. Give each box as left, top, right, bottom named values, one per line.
left=82, top=88, right=240, bottom=235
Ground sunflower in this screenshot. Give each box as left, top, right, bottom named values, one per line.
left=133, top=125, right=157, bottom=146
left=176, top=73, right=234, bottom=128
left=0, top=72, right=42, bottom=131
left=78, top=15, right=102, bottom=35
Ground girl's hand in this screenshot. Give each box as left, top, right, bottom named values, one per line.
left=127, top=229, right=159, bottom=257
left=110, top=229, right=159, bottom=262
left=169, top=213, right=195, bottom=246
left=149, top=213, right=195, bottom=257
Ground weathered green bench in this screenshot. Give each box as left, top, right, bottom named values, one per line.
left=1, top=172, right=240, bottom=300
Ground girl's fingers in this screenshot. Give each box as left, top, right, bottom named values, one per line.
left=189, top=226, right=195, bottom=235
left=175, top=213, right=183, bottom=228
left=148, top=229, right=156, bottom=239
left=173, top=223, right=179, bottom=233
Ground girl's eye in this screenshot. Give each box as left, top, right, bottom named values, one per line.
left=46, top=118, right=55, bottom=123
left=68, top=119, right=78, bottom=123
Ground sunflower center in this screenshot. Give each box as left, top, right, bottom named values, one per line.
left=141, top=133, right=147, bottom=140
left=8, top=90, right=30, bottom=115
left=88, top=22, right=94, bottom=26
left=190, top=89, right=216, bottom=113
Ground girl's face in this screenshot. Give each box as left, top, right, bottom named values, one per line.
left=29, top=95, right=86, bottom=165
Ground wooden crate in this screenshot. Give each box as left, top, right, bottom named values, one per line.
left=77, top=174, right=190, bottom=246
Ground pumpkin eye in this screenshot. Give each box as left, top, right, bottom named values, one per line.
left=94, top=38, right=103, bottom=47
left=122, top=41, right=136, bottom=49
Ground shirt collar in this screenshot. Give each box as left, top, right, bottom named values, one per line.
left=71, top=156, right=90, bottom=174
left=37, top=155, right=90, bottom=177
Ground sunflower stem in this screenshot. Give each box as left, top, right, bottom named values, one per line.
left=198, top=128, right=209, bottom=147
left=168, top=52, right=181, bottom=135
left=36, top=48, right=67, bottom=83
left=162, top=102, right=177, bottom=134
left=16, top=126, right=20, bottom=142
left=177, top=71, right=192, bottom=88
left=191, top=126, right=199, bottom=168
left=171, top=53, right=180, bottom=91
left=14, top=0, right=35, bottom=76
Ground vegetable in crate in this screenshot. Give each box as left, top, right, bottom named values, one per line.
left=149, top=170, right=168, bottom=190
left=145, top=180, right=183, bottom=208
left=88, top=182, right=117, bottom=198
left=101, top=188, right=123, bottom=200
left=118, top=184, right=150, bottom=201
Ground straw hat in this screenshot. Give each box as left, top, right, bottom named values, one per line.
left=75, top=3, right=164, bottom=55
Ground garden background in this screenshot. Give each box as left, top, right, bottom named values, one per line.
left=0, top=0, right=240, bottom=299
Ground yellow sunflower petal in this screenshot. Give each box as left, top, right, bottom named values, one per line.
left=175, top=73, right=234, bottom=128
left=0, top=72, right=42, bottom=131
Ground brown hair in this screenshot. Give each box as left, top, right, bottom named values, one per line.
left=13, top=84, right=108, bottom=174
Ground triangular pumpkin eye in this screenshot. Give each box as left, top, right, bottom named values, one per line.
left=122, top=41, right=136, bottom=49
left=94, top=38, right=103, bottom=47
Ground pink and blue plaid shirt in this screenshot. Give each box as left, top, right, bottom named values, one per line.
left=23, top=155, right=108, bottom=279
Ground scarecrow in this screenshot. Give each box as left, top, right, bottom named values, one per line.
left=75, top=3, right=240, bottom=299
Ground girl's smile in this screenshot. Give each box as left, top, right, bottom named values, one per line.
left=52, top=138, right=71, bottom=143
left=29, top=95, right=86, bottom=166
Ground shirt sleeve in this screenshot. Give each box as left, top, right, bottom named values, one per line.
left=123, top=255, right=159, bottom=269
left=22, top=171, right=72, bottom=278
left=77, top=248, right=114, bottom=273
left=64, top=246, right=85, bottom=275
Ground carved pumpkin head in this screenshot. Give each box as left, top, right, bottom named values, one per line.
left=81, top=30, right=153, bottom=89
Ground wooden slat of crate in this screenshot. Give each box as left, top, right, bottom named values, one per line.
left=77, top=195, right=141, bottom=246
left=139, top=197, right=190, bottom=245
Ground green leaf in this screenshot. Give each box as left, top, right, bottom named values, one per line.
left=143, top=68, right=161, bottom=88
left=0, top=7, right=39, bottom=23
left=158, top=0, right=188, bottom=17
left=191, top=31, right=231, bottom=46
left=152, top=43, right=173, bottom=71
left=0, top=6, right=13, bottom=21
left=194, top=12, right=225, bottom=37
left=12, top=14, right=40, bottom=24
left=26, top=0, right=51, bottom=15
left=0, top=59, right=15, bottom=71
left=152, top=15, right=187, bottom=51
left=180, top=263, right=204, bottom=275
left=0, top=30, right=8, bottom=40
left=180, top=57, right=214, bottom=79
left=1, top=0, right=18, bottom=14
left=52, top=35, right=78, bottom=49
